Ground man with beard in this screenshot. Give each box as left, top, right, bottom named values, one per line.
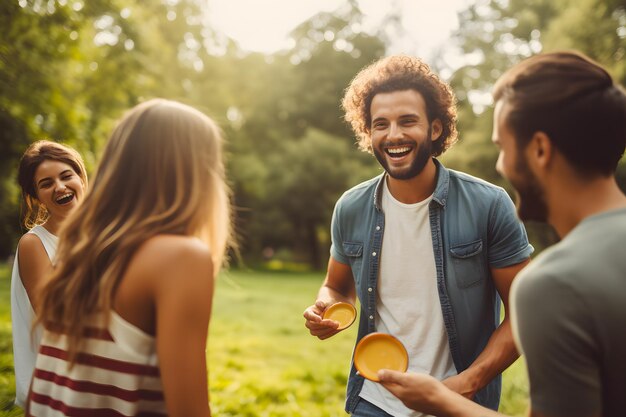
left=376, top=51, right=626, bottom=417
left=303, top=55, right=533, bottom=416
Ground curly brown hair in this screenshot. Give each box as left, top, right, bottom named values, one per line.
left=342, top=55, right=458, bottom=156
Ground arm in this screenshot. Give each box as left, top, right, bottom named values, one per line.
left=17, top=234, right=53, bottom=313
left=379, top=369, right=600, bottom=417
left=379, top=370, right=505, bottom=417
left=154, top=241, right=214, bottom=417
left=442, top=260, right=529, bottom=398
left=303, top=257, right=356, bottom=340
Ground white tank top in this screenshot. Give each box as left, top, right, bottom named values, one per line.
left=10, top=225, right=58, bottom=407
left=359, top=180, right=456, bottom=416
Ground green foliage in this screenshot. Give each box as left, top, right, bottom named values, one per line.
left=1, top=0, right=624, bottom=265
left=286, top=5, right=386, bottom=137
left=218, top=4, right=386, bottom=266
left=0, top=0, right=143, bottom=257
left=451, top=0, right=626, bottom=95
left=0, top=0, right=388, bottom=265
left=447, top=0, right=626, bottom=254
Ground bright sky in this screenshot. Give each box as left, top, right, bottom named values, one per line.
left=207, top=0, right=474, bottom=67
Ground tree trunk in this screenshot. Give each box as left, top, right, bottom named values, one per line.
left=306, top=219, right=321, bottom=270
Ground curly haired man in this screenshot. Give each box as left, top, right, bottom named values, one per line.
left=303, top=55, right=533, bottom=417
left=377, top=51, right=626, bottom=417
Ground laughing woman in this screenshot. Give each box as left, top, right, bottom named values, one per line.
left=11, top=140, right=88, bottom=407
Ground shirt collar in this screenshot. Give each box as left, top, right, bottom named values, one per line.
left=373, top=158, right=449, bottom=211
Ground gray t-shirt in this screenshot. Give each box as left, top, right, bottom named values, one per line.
left=511, top=207, right=626, bottom=417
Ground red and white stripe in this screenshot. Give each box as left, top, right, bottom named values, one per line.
left=27, top=312, right=167, bottom=416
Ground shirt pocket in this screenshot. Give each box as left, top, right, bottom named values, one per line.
left=449, top=239, right=486, bottom=288
left=342, top=241, right=363, bottom=283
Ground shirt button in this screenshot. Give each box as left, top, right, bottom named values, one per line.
left=369, top=315, right=374, bottom=320
left=368, top=287, right=373, bottom=292
left=372, top=252, right=377, bottom=257
left=376, top=226, right=380, bottom=231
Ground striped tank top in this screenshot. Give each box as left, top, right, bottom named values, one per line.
left=27, top=311, right=167, bottom=416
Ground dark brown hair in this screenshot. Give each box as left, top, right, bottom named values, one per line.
left=493, top=51, right=626, bottom=176
left=342, top=55, right=458, bottom=156
left=17, top=140, right=88, bottom=229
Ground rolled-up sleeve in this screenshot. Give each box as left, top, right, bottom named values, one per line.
left=487, top=189, right=534, bottom=268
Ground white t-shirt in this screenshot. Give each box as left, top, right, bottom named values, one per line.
left=359, top=180, right=456, bottom=416
left=10, top=225, right=58, bottom=407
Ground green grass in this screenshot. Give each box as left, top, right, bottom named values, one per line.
left=0, top=263, right=22, bottom=416
left=0, top=265, right=528, bottom=416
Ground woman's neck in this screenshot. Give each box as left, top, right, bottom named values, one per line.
left=43, top=215, right=65, bottom=235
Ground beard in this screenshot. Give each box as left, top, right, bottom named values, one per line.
left=373, top=127, right=433, bottom=180
left=511, top=154, right=548, bottom=223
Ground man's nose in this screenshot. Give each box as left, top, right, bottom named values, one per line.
left=388, top=123, right=402, bottom=139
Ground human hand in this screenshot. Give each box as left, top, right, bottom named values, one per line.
left=441, top=372, right=478, bottom=400
left=378, top=369, right=450, bottom=416
left=303, top=300, right=341, bottom=340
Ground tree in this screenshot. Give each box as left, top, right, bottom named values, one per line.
left=218, top=2, right=387, bottom=268
left=263, top=129, right=378, bottom=269
left=447, top=0, right=626, bottom=253
left=0, top=0, right=223, bottom=257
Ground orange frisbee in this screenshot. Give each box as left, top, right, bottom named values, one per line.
left=323, top=302, right=357, bottom=330
left=354, top=333, right=408, bottom=382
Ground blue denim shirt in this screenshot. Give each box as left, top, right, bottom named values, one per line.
left=330, top=160, right=533, bottom=412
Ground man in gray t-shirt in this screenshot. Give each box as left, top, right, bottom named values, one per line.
left=374, top=51, right=626, bottom=417
left=512, top=208, right=626, bottom=417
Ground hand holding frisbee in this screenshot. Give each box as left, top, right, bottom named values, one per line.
left=322, top=301, right=357, bottom=330
left=304, top=300, right=356, bottom=339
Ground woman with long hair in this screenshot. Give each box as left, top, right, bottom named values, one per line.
left=11, top=140, right=87, bottom=407
left=27, top=99, right=235, bottom=416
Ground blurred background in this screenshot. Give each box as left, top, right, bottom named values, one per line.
left=1, top=0, right=625, bottom=269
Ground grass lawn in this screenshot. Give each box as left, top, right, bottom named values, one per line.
left=0, top=265, right=528, bottom=416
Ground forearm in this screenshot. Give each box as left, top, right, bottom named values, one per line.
left=316, top=258, right=356, bottom=305
left=445, top=396, right=507, bottom=417
left=317, top=284, right=356, bottom=305
left=379, top=369, right=512, bottom=417
left=461, top=318, right=519, bottom=391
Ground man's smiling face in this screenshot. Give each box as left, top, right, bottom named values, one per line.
left=370, top=89, right=441, bottom=180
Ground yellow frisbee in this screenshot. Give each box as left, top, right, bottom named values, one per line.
left=354, top=333, right=408, bottom=382
left=323, top=302, right=357, bottom=330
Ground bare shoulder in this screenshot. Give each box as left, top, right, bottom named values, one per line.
left=138, top=235, right=212, bottom=260
left=114, top=235, right=214, bottom=334
left=130, top=235, right=214, bottom=288
left=18, top=233, right=47, bottom=257
left=17, top=233, right=50, bottom=272
left=16, top=233, right=53, bottom=306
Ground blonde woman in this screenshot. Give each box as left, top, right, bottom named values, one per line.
left=11, top=140, right=87, bottom=407
left=27, top=99, right=234, bottom=417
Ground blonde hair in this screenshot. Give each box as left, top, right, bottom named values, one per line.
left=37, top=99, right=234, bottom=361
left=17, top=140, right=88, bottom=229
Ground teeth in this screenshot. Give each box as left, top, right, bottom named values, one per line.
left=55, top=192, right=73, bottom=202
left=387, top=147, right=411, bottom=154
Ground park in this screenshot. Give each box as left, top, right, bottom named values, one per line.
left=1, top=0, right=625, bottom=416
